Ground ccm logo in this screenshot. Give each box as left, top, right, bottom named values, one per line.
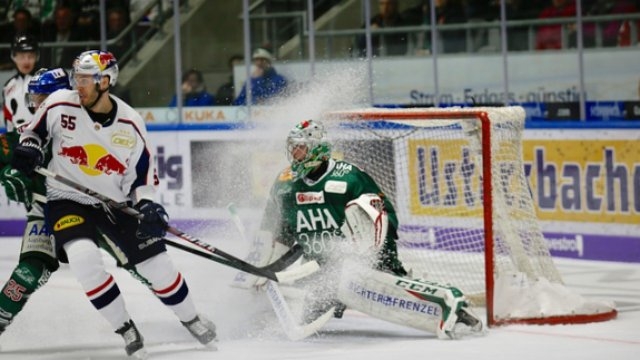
left=296, top=191, right=324, bottom=205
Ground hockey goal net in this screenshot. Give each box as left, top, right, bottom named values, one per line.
left=322, top=106, right=617, bottom=327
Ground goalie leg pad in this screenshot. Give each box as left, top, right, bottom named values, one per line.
left=336, top=261, right=482, bottom=338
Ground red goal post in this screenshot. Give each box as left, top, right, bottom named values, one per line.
left=322, top=107, right=617, bottom=327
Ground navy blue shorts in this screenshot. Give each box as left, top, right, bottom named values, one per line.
left=46, top=199, right=166, bottom=265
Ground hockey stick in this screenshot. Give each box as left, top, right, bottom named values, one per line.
left=34, top=166, right=315, bottom=282
left=163, top=239, right=314, bottom=283
left=226, top=203, right=334, bottom=340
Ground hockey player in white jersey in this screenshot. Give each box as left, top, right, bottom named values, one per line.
left=10, top=50, right=216, bottom=358
left=246, top=119, right=484, bottom=339
left=2, top=34, right=39, bottom=132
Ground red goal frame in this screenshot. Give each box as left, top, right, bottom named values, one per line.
left=329, top=108, right=617, bottom=327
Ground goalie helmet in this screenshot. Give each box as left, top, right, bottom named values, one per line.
left=71, top=50, right=119, bottom=87
left=286, top=119, right=332, bottom=179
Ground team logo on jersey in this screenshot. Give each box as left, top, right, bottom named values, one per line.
left=111, top=132, right=135, bottom=148
left=296, top=191, right=325, bottom=205
left=54, top=215, right=85, bottom=231
left=58, top=143, right=128, bottom=176
left=325, top=180, right=347, bottom=194
left=92, top=52, right=116, bottom=71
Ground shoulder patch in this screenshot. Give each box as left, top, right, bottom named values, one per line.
left=325, top=180, right=347, bottom=194
left=278, top=167, right=294, bottom=182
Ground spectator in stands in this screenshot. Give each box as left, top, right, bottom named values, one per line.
left=6, top=0, right=56, bottom=26
left=169, top=69, right=216, bottom=107
left=0, top=8, right=40, bottom=70
left=465, top=0, right=546, bottom=51
left=216, top=54, right=243, bottom=106
left=107, top=7, right=132, bottom=59
left=40, top=5, right=86, bottom=69
left=403, top=0, right=468, bottom=54
left=72, top=0, right=100, bottom=40
left=535, top=0, right=577, bottom=50
left=571, top=0, right=639, bottom=48
left=65, top=0, right=130, bottom=40
left=618, top=17, right=640, bottom=47
left=233, top=48, right=288, bottom=105
left=354, top=0, right=411, bottom=57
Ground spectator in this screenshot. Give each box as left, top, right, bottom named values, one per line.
left=0, top=8, right=39, bottom=70
left=354, top=0, right=411, bottom=57
left=233, top=48, right=288, bottom=105
left=40, top=5, right=86, bottom=69
left=535, top=0, right=577, bottom=50
left=466, top=0, right=546, bottom=51
left=169, top=69, right=216, bottom=107
left=215, top=54, right=243, bottom=106
left=573, top=0, right=639, bottom=48
left=106, top=7, right=132, bottom=59
left=6, top=0, right=56, bottom=25
left=403, top=0, right=468, bottom=54
left=72, top=0, right=100, bottom=40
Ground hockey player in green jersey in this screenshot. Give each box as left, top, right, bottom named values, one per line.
left=263, top=119, right=407, bottom=276
left=251, top=119, right=484, bottom=339
left=0, top=68, right=70, bottom=336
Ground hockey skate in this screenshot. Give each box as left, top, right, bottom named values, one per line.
left=450, top=307, right=484, bottom=339
left=182, top=315, right=217, bottom=348
left=115, top=320, right=147, bottom=359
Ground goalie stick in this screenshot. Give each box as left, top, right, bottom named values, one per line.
left=34, top=166, right=315, bottom=282
left=226, top=203, right=334, bottom=340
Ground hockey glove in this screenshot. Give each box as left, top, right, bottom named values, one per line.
left=11, top=140, right=43, bottom=176
left=134, top=199, right=169, bottom=239
left=0, top=164, right=33, bottom=205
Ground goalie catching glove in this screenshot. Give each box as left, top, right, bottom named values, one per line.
left=341, top=193, right=388, bottom=250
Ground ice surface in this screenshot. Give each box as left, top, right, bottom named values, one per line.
left=0, top=235, right=638, bottom=360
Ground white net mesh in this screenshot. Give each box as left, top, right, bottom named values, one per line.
left=322, top=107, right=616, bottom=324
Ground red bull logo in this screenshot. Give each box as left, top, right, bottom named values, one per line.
left=58, top=145, right=88, bottom=166
left=91, top=52, right=116, bottom=71
left=94, top=153, right=126, bottom=175
left=59, top=143, right=127, bottom=176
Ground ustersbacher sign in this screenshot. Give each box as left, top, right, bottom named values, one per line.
left=1, top=127, right=638, bottom=263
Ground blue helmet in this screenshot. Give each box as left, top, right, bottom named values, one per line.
left=28, top=68, right=71, bottom=95
left=25, top=68, right=71, bottom=115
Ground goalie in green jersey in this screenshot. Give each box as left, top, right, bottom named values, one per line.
left=264, top=119, right=407, bottom=276
left=249, top=119, right=484, bottom=339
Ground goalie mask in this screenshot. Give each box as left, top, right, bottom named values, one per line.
left=286, top=120, right=332, bottom=179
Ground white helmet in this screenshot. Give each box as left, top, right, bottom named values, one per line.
left=286, top=120, right=332, bottom=179
left=71, top=50, right=119, bottom=87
